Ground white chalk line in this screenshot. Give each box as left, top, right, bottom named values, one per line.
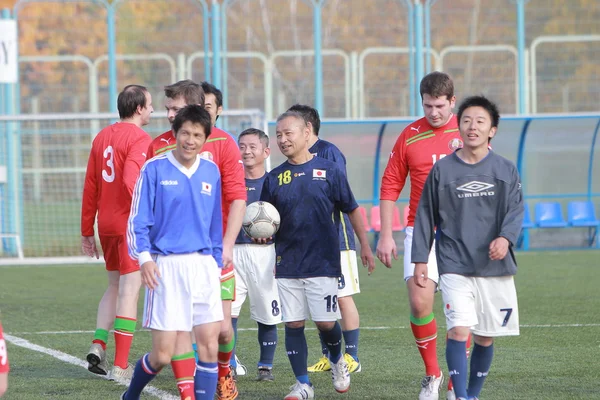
left=8, top=323, right=600, bottom=336
left=5, top=322, right=598, bottom=399
left=4, top=334, right=178, bottom=400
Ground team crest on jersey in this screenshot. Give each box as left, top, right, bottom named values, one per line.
left=448, top=138, right=463, bottom=151
left=202, top=182, right=212, bottom=195
left=200, top=151, right=213, bottom=161
left=312, top=169, right=327, bottom=180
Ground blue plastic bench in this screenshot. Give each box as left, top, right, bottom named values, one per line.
left=535, top=202, right=568, bottom=228
left=567, top=201, right=600, bottom=248
left=518, top=204, right=536, bottom=250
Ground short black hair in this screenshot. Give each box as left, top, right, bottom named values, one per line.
left=276, top=110, right=307, bottom=126
left=238, top=128, right=269, bottom=148
left=200, top=81, right=223, bottom=108
left=117, top=85, right=148, bottom=119
left=287, top=104, right=320, bottom=136
left=172, top=104, right=213, bottom=139
left=457, top=95, right=500, bottom=129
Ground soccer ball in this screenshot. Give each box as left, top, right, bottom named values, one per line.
left=242, top=201, right=280, bottom=239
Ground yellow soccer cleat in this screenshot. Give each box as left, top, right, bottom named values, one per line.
left=343, top=353, right=362, bottom=373
left=307, top=355, right=331, bottom=372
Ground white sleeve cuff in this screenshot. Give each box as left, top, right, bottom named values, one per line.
left=138, top=251, right=153, bottom=265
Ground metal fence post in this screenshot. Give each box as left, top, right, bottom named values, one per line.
left=314, top=1, right=324, bottom=116
left=414, top=1, right=424, bottom=117
left=515, top=0, right=529, bottom=114
left=211, top=0, right=222, bottom=93
left=107, top=4, right=117, bottom=112
left=403, top=0, right=415, bottom=116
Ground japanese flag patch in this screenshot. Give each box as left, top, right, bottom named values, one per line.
left=313, top=169, right=327, bottom=179
left=202, top=182, right=212, bottom=195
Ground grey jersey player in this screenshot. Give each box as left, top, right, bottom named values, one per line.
left=411, top=95, right=524, bottom=400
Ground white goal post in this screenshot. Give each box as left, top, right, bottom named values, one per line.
left=0, top=109, right=267, bottom=265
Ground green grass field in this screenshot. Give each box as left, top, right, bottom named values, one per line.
left=1, top=251, right=599, bottom=399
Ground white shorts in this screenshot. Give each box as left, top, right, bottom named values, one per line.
left=440, top=274, right=520, bottom=337
left=231, top=244, right=282, bottom=325
left=338, top=250, right=360, bottom=297
left=142, top=253, right=224, bottom=331
left=277, top=277, right=341, bottom=323
left=404, top=226, right=439, bottom=283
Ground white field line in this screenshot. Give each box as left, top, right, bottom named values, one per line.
left=9, top=323, right=600, bottom=336
left=4, top=334, right=178, bottom=400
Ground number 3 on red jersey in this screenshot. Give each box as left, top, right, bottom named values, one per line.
left=102, top=145, right=115, bottom=183
left=0, top=337, right=7, bottom=368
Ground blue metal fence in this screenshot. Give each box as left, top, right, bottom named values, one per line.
left=4, top=1, right=599, bottom=118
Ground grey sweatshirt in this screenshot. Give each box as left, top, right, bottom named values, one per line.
left=411, top=151, right=524, bottom=277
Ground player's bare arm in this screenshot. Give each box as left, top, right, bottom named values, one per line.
left=375, top=199, right=398, bottom=268
left=413, top=263, right=428, bottom=288
left=347, top=207, right=376, bottom=274
left=222, top=199, right=246, bottom=267
left=140, top=260, right=161, bottom=290
left=81, top=236, right=99, bottom=259
left=489, top=237, right=510, bottom=260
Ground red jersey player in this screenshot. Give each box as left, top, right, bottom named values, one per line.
left=81, top=85, right=153, bottom=381
left=146, top=80, right=246, bottom=400
left=376, top=72, right=462, bottom=400
left=0, top=321, right=9, bottom=398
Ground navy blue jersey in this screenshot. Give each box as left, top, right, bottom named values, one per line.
left=310, top=139, right=356, bottom=251
left=236, top=174, right=271, bottom=244
left=260, top=156, right=359, bottom=279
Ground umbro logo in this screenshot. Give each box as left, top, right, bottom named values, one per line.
left=457, top=181, right=494, bottom=193
left=456, top=181, right=495, bottom=198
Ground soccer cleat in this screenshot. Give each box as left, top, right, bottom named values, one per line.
left=446, top=388, right=456, bottom=400
left=257, top=366, right=275, bottom=381
left=419, top=373, right=444, bottom=400
left=307, top=355, right=330, bottom=372
left=284, top=381, right=314, bottom=400
left=216, top=370, right=239, bottom=400
left=86, top=343, right=108, bottom=376
left=108, top=364, right=134, bottom=383
left=330, top=357, right=350, bottom=393
left=343, top=353, right=362, bottom=373
left=234, top=354, right=247, bottom=376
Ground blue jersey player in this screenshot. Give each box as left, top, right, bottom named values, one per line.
left=230, top=128, right=282, bottom=382
left=124, top=105, right=223, bottom=400
left=288, top=104, right=362, bottom=375
left=260, top=110, right=375, bottom=400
